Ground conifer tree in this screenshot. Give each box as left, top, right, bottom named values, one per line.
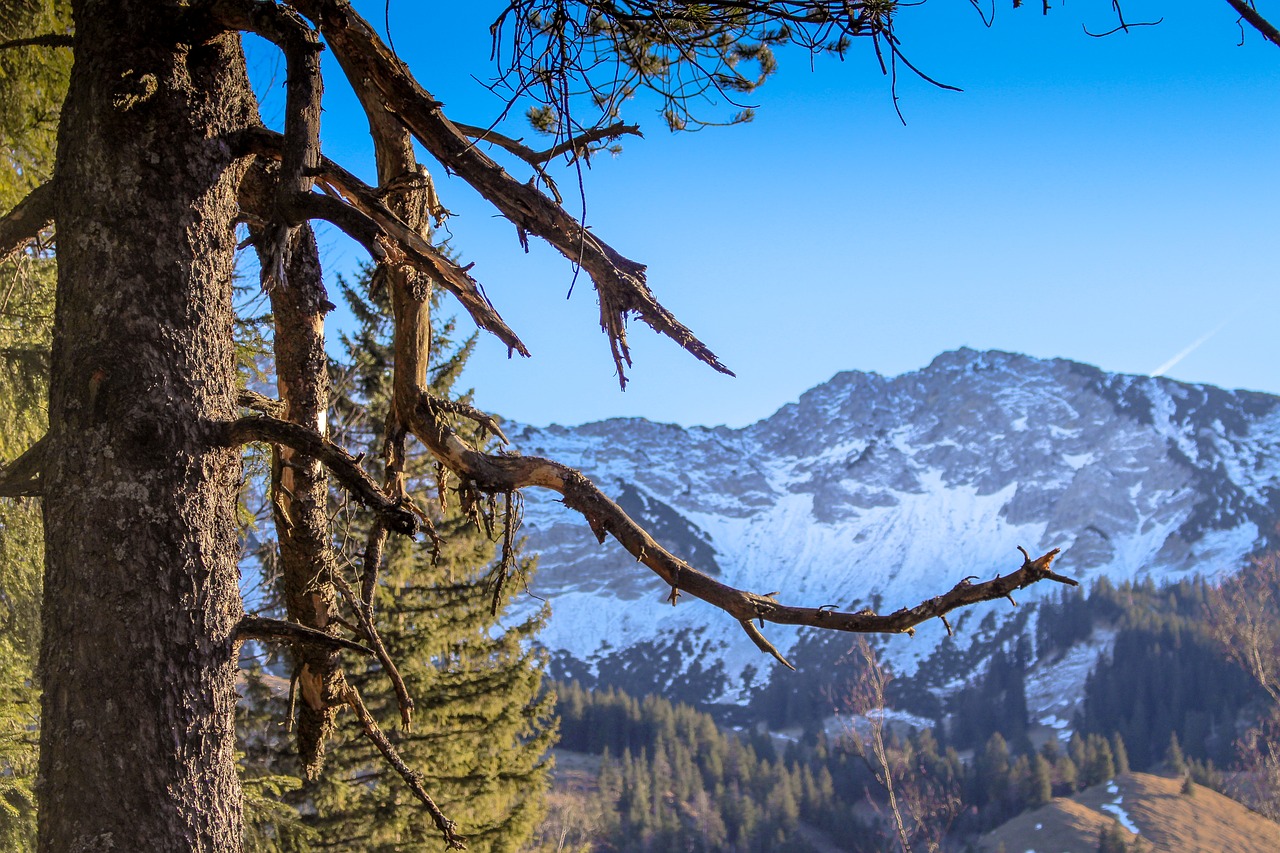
left=236, top=271, right=554, bottom=851
left=291, top=272, right=555, bottom=851
left=1166, top=732, right=1187, bottom=776
left=1112, top=734, right=1130, bottom=775
left=0, top=1, right=69, bottom=846
left=1029, top=753, right=1054, bottom=809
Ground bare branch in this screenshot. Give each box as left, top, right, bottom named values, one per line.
left=292, top=0, right=732, bottom=387
left=237, top=615, right=374, bottom=656
left=1224, top=0, right=1280, bottom=47
left=398, top=390, right=1073, bottom=660
left=332, top=572, right=415, bottom=731
left=453, top=120, right=643, bottom=165
left=0, top=34, right=74, bottom=51
left=236, top=147, right=529, bottom=358
left=0, top=182, right=56, bottom=267
left=345, top=684, right=467, bottom=850
left=0, top=434, right=46, bottom=498
left=216, top=415, right=419, bottom=536
left=236, top=388, right=286, bottom=417
left=431, top=395, right=509, bottom=445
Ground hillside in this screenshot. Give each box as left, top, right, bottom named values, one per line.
left=978, top=772, right=1280, bottom=853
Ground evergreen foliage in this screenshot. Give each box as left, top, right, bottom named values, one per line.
left=554, top=680, right=885, bottom=852
left=1072, top=577, right=1261, bottom=770
left=1097, top=821, right=1130, bottom=853
left=237, top=269, right=554, bottom=852
left=0, top=2, right=68, bottom=847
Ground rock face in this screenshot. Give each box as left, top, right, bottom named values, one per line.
left=509, top=349, right=1280, bottom=705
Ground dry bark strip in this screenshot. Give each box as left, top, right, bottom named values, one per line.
left=250, top=221, right=347, bottom=779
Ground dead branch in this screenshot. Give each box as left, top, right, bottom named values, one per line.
left=431, top=396, right=509, bottom=445
left=345, top=684, right=467, bottom=850
left=291, top=0, right=731, bottom=388
left=1224, top=0, right=1280, bottom=47
left=0, top=181, right=56, bottom=267
left=333, top=572, right=415, bottom=731
left=236, top=388, right=286, bottom=417
left=453, top=120, right=642, bottom=165
left=0, top=34, right=74, bottom=51
left=236, top=149, right=529, bottom=358
left=0, top=434, right=47, bottom=498
left=237, top=615, right=374, bottom=656
left=397, top=389, right=1073, bottom=660
left=217, top=415, right=419, bottom=536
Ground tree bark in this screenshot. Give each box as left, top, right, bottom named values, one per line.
left=260, top=223, right=347, bottom=780
left=39, top=3, right=254, bottom=850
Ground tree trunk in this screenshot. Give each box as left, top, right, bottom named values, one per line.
left=39, top=3, right=254, bottom=849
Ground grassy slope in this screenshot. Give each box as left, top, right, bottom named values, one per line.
left=979, top=772, right=1280, bottom=853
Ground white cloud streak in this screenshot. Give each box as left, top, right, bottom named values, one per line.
left=1151, top=320, right=1229, bottom=378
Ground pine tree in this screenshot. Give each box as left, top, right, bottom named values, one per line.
left=1029, top=753, right=1054, bottom=808
left=1166, top=732, right=1187, bottom=776
left=238, top=272, right=555, bottom=851
left=310, top=274, right=554, bottom=851
left=0, top=1, right=69, bottom=847
left=1084, top=734, right=1116, bottom=787
left=1112, top=733, right=1130, bottom=775
left=1098, top=821, right=1130, bottom=853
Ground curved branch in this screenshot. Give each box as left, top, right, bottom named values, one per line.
left=236, top=388, right=286, bottom=417
left=1224, top=0, right=1280, bottom=47
left=400, top=391, right=1074, bottom=659
left=0, top=181, right=56, bottom=266
left=292, top=0, right=732, bottom=388
left=236, top=147, right=529, bottom=358
left=216, top=415, right=419, bottom=536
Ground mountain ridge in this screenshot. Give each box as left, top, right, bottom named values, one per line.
left=507, top=349, right=1280, bottom=708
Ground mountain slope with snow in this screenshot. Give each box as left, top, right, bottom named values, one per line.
left=508, top=349, right=1280, bottom=705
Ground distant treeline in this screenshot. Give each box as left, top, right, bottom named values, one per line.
left=550, top=572, right=1265, bottom=850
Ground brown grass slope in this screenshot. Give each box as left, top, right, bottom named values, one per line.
left=979, top=772, right=1280, bottom=853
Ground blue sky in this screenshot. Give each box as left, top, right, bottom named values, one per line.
left=253, top=2, right=1280, bottom=429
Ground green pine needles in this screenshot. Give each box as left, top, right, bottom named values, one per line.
left=238, top=266, right=555, bottom=852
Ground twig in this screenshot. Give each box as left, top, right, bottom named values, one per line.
left=345, top=685, right=467, bottom=849
left=332, top=572, right=415, bottom=731
left=1224, top=0, right=1280, bottom=47
left=453, top=120, right=642, bottom=165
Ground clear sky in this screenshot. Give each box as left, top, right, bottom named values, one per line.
left=255, top=2, right=1280, bottom=429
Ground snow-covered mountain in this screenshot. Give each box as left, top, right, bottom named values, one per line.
left=507, top=349, right=1280, bottom=708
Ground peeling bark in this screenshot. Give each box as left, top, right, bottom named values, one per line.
left=257, top=223, right=345, bottom=779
